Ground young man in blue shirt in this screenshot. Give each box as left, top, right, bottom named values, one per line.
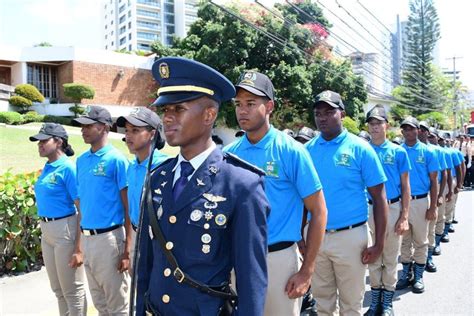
left=396, top=117, right=438, bottom=294
left=117, top=107, right=169, bottom=270
left=225, top=71, right=327, bottom=316
left=365, top=105, right=411, bottom=316
left=74, top=106, right=131, bottom=315
left=305, top=91, right=388, bottom=316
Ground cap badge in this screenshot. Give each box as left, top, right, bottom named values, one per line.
left=243, top=72, right=257, bottom=81
left=159, top=62, right=170, bottom=79
left=320, top=91, right=332, bottom=100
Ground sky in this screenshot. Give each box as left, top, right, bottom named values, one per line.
left=0, top=0, right=473, bottom=93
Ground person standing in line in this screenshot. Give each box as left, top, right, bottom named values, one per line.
left=74, top=106, right=131, bottom=315
left=396, top=117, right=438, bottom=294
left=30, top=123, right=87, bottom=316
left=117, top=107, right=169, bottom=270
left=364, top=105, right=411, bottom=316
left=305, top=91, right=388, bottom=316
left=225, top=71, right=328, bottom=316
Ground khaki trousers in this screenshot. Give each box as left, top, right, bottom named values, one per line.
left=444, top=180, right=457, bottom=223
left=427, top=204, right=439, bottom=248
left=311, top=224, right=370, bottom=316
left=129, top=228, right=137, bottom=273
left=400, top=197, right=429, bottom=264
left=82, top=226, right=130, bottom=316
left=435, top=186, right=448, bottom=235
left=41, top=214, right=87, bottom=316
left=264, top=243, right=302, bottom=316
left=368, top=202, right=403, bottom=291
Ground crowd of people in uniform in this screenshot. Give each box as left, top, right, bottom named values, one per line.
left=30, top=56, right=469, bottom=316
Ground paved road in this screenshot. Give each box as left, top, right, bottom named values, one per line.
left=1, top=190, right=472, bottom=316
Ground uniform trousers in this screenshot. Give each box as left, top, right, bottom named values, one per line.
left=311, top=223, right=370, bottom=316
left=41, top=214, right=87, bottom=316
left=264, top=243, right=302, bottom=316
left=400, top=197, right=429, bottom=264
left=444, top=180, right=457, bottom=223
left=368, top=201, right=403, bottom=292
left=435, top=186, right=448, bottom=236
left=82, top=226, right=130, bottom=316
left=129, top=228, right=137, bottom=273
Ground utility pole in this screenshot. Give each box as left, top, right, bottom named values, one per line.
left=446, top=56, right=462, bottom=133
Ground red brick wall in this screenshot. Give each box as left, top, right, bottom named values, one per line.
left=58, top=61, right=158, bottom=106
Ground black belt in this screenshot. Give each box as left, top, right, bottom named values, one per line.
left=368, top=196, right=401, bottom=205
left=411, top=193, right=428, bottom=200
left=268, top=241, right=295, bottom=253
left=132, top=223, right=138, bottom=232
left=40, top=213, right=75, bottom=223
left=81, top=224, right=122, bottom=236
left=326, top=221, right=367, bottom=233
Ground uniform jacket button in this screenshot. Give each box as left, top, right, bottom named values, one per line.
left=163, top=268, right=171, bottom=277
left=169, top=215, right=177, bottom=224
left=165, top=241, right=174, bottom=250
left=162, top=294, right=170, bottom=303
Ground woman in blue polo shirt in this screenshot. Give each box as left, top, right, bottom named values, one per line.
left=30, top=123, right=87, bottom=316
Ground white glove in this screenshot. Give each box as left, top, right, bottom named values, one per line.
left=468, top=162, right=472, bottom=169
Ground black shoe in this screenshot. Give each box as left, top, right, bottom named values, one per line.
left=364, top=308, right=380, bottom=316
left=448, top=225, right=455, bottom=233
left=452, top=219, right=459, bottom=224
left=441, top=234, right=450, bottom=243
left=425, top=259, right=437, bottom=273
left=433, top=245, right=441, bottom=256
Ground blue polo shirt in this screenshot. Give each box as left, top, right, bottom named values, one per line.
left=127, top=149, right=169, bottom=226
left=305, top=130, right=386, bottom=230
left=402, top=141, right=438, bottom=195
left=447, top=147, right=463, bottom=178
left=428, top=143, right=448, bottom=183
left=224, top=126, right=322, bottom=245
left=76, top=144, right=129, bottom=229
left=370, top=140, right=411, bottom=200
left=35, top=155, right=77, bottom=218
left=439, top=146, right=454, bottom=175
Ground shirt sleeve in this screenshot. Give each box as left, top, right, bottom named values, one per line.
left=397, top=147, right=411, bottom=174
left=360, top=145, right=387, bottom=188
left=285, top=143, right=322, bottom=199
left=64, top=163, right=78, bottom=201
left=115, top=154, right=129, bottom=190
left=426, top=147, right=440, bottom=173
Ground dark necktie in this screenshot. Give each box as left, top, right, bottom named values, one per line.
left=173, top=161, right=194, bottom=201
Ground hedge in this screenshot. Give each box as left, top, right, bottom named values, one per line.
left=0, top=111, right=72, bottom=126
left=14, top=84, right=45, bottom=103
left=0, top=170, right=43, bottom=274
left=0, top=111, right=24, bottom=125
left=23, top=111, right=45, bottom=123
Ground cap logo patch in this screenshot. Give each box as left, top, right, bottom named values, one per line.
left=131, top=107, right=141, bottom=115
left=84, top=105, right=92, bottom=115
left=243, top=72, right=257, bottom=81
left=320, top=91, right=332, bottom=100
left=159, top=63, right=170, bottom=79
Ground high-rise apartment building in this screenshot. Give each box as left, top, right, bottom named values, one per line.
left=103, top=0, right=198, bottom=52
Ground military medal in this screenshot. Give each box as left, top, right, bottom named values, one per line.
left=209, top=166, right=218, bottom=174
left=203, top=193, right=226, bottom=209
left=160, top=170, right=166, bottom=175
left=215, top=214, right=227, bottom=226
left=157, top=205, right=163, bottom=219
left=196, top=178, right=205, bottom=186
left=202, top=244, right=210, bottom=254
left=161, top=181, right=167, bottom=187
left=201, top=233, right=212, bottom=244
left=148, top=225, right=154, bottom=239
left=204, top=210, right=214, bottom=221
left=190, top=209, right=203, bottom=222
left=154, top=188, right=162, bottom=195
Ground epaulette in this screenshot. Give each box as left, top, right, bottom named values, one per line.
left=150, top=157, right=175, bottom=173
left=223, top=152, right=266, bottom=176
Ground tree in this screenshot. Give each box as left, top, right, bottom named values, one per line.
left=9, top=84, right=44, bottom=113
left=397, top=0, right=441, bottom=115
left=34, top=42, right=52, bottom=47
left=63, top=83, right=95, bottom=117
left=151, top=1, right=367, bottom=129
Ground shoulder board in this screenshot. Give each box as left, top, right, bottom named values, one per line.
left=150, top=157, right=175, bottom=173
left=223, top=152, right=266, bottom=176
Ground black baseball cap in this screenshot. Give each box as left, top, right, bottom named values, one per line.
left=400, top=116, right=419, bottom=129
left=295, top=126, right=315, bottom=141
left=235, top=130, right=245, bottom=137
left=419, top=120, right=430, bottom=131
left=392, top=136, right=403, bottom=145
left=116, top=107, right=161, bottom=129
left=29, top=123, right=68, bottom=141
left=366, top=104, right=387, bottom=122
left=235, top=71, right=275, bottom=101
left=313, top=90, right=345, bottom=110
left=73, top=106, right=113, bottom=127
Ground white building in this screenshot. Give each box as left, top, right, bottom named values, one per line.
left=103, top=0, right=198, bottom=52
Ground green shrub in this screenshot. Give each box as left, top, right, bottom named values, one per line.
left=343, top=116, right=360, bottom=135
left=0, top=111, right=24, bottom=125
left=68, top=104, right=86, bottom=117
left=0, top=170, right=42, bottom=274
left=43, top=115, right=73, bottom=126
left=23, top=111, right=45, bottom=123
left=14, top=84, right=45, bottom=103
left=9, top=96, right=33, bottom=113
left=63, top=83, right=95, bottom=102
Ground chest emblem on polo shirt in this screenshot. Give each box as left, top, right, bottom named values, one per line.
left=383, top=153, right=395, bottom=165
left=93, top=162, right=107, bottom=176
left=416, top=154, right=425, bottom=164
left=48, top=173, right=58, bottom=184
left=336, top=153, right=351, bottom=167
left=263, top=161, right=279, bottom=177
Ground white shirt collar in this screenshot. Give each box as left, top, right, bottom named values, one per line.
left=172, top=142, right=217, bottom=185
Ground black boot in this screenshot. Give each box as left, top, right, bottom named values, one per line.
left=441, top=223, right=450, bottom=243
left=412, top=263, right=425, bottom=293
left=452, top=218, right=459, bottom=224
left=433, top=234, right=442, bottom=256
left=425, top=248, right=437, bottom=273
left=364, top=288, right=382, bottom=316
left=448, top=223, right=455, bottom=233
left=396, top=262, right=413, bottom=290
left=381, top=289, right=395, bottom=316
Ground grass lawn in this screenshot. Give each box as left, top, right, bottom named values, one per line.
left=0, top=123, right=179, bottom=173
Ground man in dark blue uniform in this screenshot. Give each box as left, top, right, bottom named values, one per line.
left=136, top=57, right=269, bottom=316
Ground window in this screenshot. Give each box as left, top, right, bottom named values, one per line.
left=166, top=36, right=174, bottom=46
left=119, top=15, right=126, bottom=23
left=137, top=43, right=151, bottom=50
left=112, top=41, right=114, bottom=46
left=164, top=3, right=174, bottom=12
left=120, top=26, right=126, bottom=34
left=27, top=64, right=58, bottom=99
left=137, top=32, right=158, bottom=40
left=136, top=9, right=160, bottom=18
left=137, top=21, right=160, bottom=29
left=166, top=25, right=174, bottom=34
left=105, top=14, right=107, bottom=19
left=111, top=20, right=114, bottom=25
left=128, top=33, right=132, bottom=40
left=120, top=37, right=126, bottom=45
left=128, top=22, right=132, bottom=29
left=128, top=11, right=131, bottom=17
left=137, top=0, right=160, bottom=7
left=105, top=34, right=108, bottom=39
left=164, top=14, right=174, bottom=24
left=129, top=44, right=132, bottom=51
left=119, top=4, right=126, bottom=13
left=106, top=45, right=108, bottom=49
left=105, top=24, right=108, bottom=30
left=111, top=30, right=114, bottom=35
